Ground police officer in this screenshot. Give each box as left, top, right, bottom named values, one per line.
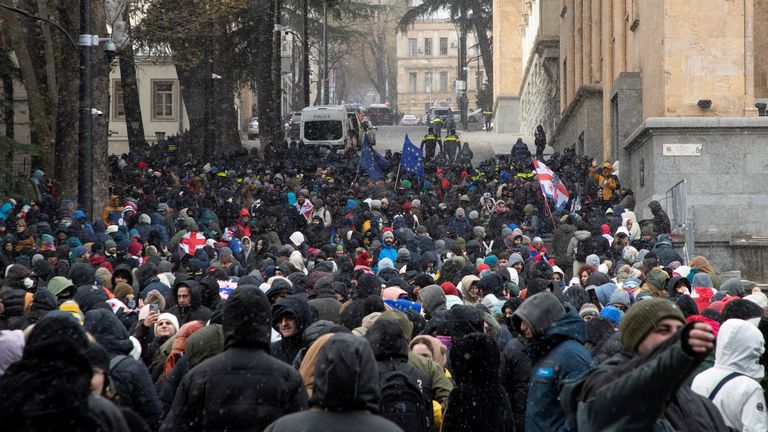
left=420, top=127, right=441, bottom=162
left=431, top=116, right=444, bottom=139
left=443, top=129, right=460, bottom=164
left=483, top=109, right=493, bottom=132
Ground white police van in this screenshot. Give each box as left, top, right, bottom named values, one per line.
left=300, top=105, right=353, bottom=151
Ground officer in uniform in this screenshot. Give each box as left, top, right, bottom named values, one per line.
left=420, top=127, right=441, bottom=162
left=431, top=116, right=444, bottom=139
left=443, top=129, right=460, bottom=164
left=483, top=109, right=493, bottom=131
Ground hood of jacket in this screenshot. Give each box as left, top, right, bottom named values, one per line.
left=73, top=285, right=110, bottom=312
left=460, top=274, right=481, bottom=302
left=83, top=309, right=133, bottom=356
left=573, top=230, right=591, bottom=241
left=514, top=292, right=565, bottom=337
left=545, top=305, right=588, bottom=343
left=420, top=284, right=447, bottom=317
left=30, top=287, right=58, bottom=313
left=222, top=285, right=271, bottom=350
left=310, top=332, right=380, bottom=412
left=450, top=332, right=500, bottom=385
left=69, top=263, right=95, bottom=287
left=365, top=316, right=409, bottom=360
left=356, top=273, right=381, bottom=299
left=172, top=279, right=203, bottom=308
left=715, top=318, right=765, bottom=379
left=272, top=295, right=313, bottom=337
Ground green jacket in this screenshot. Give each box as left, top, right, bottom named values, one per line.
left=559, top=324, right=729, bottom=432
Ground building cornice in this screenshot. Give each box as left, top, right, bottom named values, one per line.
left=623, top=117, right=768, bottom=154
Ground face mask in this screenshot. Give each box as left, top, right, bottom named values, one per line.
left=24, top=277, right=34, bottom=289
left=127, top=299, right=136, bottom=309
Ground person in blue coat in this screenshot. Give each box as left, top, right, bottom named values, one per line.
left=513, top=291, right=593, bottom=432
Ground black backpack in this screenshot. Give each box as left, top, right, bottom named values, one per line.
left=575, top=238, right=589, bottom=262
left=379, top=364, right=432, bottom=432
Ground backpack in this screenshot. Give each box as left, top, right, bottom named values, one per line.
left=575, top=238, right=589, bottom=262
left=379, top=365, right=432, bottom=432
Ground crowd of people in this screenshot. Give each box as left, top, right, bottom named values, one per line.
left=0, top=135, right=765, bottom=432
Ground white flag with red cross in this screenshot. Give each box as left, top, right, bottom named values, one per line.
left=180, top=231, right=207, bottom=256
left=533, top=160, right=570, bottom=210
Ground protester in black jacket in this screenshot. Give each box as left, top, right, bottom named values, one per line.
left=83, top=308, right=163, bottom=429
left=0, top=311, right=101, bottom=431
left=265, top=333, right=402, bottom=432
left=444, top=332, right=514, bottom=432
left=271, top=295, right=314, bottom=364
left=166, top=279, right=212, bottom=326
left=161, top=285, right=307, bottom=431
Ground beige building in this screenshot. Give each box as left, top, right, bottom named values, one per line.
left=396, top=18, right=485, bottom=116
left=493, top=0, right=768, bottom=280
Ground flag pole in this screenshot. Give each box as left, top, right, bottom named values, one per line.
left=394, top=162, right=402, bottom=187
left=543, top=193, right=557, bottom=230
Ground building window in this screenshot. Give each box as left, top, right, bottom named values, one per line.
left=408, top=72, right=417, bottom=93
left=439, top=37, right=448, bottom=55
left=424, top=38, right=433, bottom=56
left=152, top=80, right=175, bottom=120
left=408, top=38, right=417, bottom=57
left=425, top=72, right=432, bottom=93
left=439, top=71, right=448, bottom=91
left=112, top=80, right=125, bottom=120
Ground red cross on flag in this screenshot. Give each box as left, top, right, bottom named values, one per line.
left=180, top=231, right=207, bottom=256
left=533, top=160, right=570, bottom=210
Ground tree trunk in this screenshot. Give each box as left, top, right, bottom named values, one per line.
left=470, top=1, right=493, bottom=90
left=53, top=2, right=80, bottom=202
left=250, top=0, right=275, bottom=145
left=118, top=5, right=145, bottom=153
left=1, top=9, right=55, bottom=176
left=91, top=0, right=110, bottom=217
left=175, top=64, right=206, bottom=155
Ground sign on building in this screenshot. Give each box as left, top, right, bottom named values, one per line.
left=663, top=144, right=702, bottom=156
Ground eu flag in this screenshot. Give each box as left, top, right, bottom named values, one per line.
left=400, top=135, right=424, bottom=177
left=359, top=134, right=388, bottom=180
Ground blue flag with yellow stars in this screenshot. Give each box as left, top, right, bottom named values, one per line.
left=359, top=134, right=388, bottom=180
left=400, top=135, right=424, bottom=177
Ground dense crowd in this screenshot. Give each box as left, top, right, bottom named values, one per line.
left=0, top=136, right=765, bottom=432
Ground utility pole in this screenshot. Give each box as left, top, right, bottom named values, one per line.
left=273, top=0, right=283, bottom=142
left=302, top=0, right=309, bottom=108
left=322, top=0, right=329, bottom=104
left=78, top=0, right=93, bottom=219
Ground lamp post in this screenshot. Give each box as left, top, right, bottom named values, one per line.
left=322, top=0, right=329, bottom=105
left=302, top=0, right=310, bottom=108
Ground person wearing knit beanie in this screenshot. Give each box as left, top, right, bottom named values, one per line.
left=721, top=299, right=763, bottom=322
left=600, top=305, right=623, bottom=326
left=155, top=312, right=180, bottom=337
left=561, top=301, right=723, bottom=431
left=113, top=282, right=134, bottom=300
left=620, top=298, right=685, bottom=352
left=579, top=303, right=600, bottom=321
left=144, top=289, right=167, bottom=311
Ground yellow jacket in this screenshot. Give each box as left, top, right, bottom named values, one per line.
left=589, top=163, right=618, bottom=201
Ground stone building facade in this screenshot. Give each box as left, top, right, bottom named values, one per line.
left=518, top=0, right=560, bottom=141
left=493, top=0, right=768, bottom=281
left=395, top=18, right=484, bottom=116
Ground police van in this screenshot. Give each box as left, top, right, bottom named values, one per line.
left=300, top=105, right=353, bottom=151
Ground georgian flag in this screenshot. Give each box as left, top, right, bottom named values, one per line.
left=533, top=160, right=570, bottom=210
left=180, top=231, right=207, bottom=255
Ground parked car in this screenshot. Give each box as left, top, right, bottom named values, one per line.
left=366, top=104, right=395, bottom=126
left=247, top=117, right=259, bottom=139
left=400, top=114, right=420, bottom=126
left=452, top=108, right=483, bottom=124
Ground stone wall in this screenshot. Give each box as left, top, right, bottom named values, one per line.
left=550, top=85, right=603, bottom=158
left=520, top=41, right=560, bottom=141
left=624, top=117, right=768, bottom=282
